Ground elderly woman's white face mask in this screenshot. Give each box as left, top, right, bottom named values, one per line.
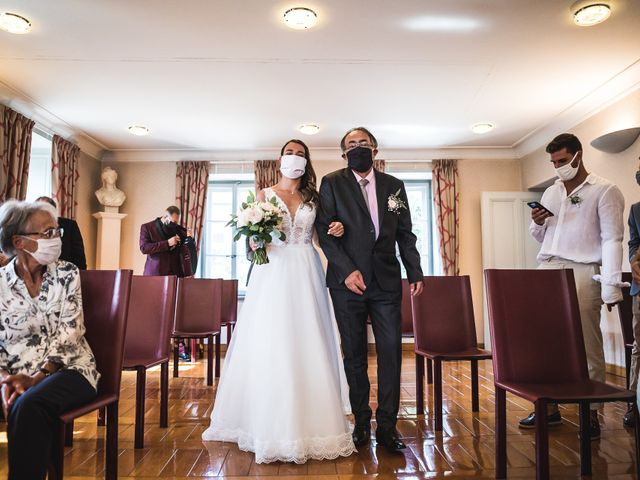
left=20, top=236, right=62, bottom=265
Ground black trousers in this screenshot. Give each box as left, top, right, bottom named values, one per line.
left=7, top=369, right=96, bottom=480
left=330, top=278, right=402, bottom=431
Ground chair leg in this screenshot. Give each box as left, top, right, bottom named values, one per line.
left=64, top=420, right=74, bottom=447
left=434, top=359, right=443, bottom=432
left=471, top=359, right=480, bottom=413
left=191, top=338, right=198, bottom=362
left=97, top=407, right=106, bottom=426
left=634, top=401, right=640, bottom=479
left=160, top=361, right=169, bottom=428
left=534, top=399, right=550, bottom=480
left=226, top=322, right=233, bottom=342
left=495, top=386, right=507, bottom=479
left=207, top=334, right=214, bottom=386
left=215, top=333, right=221, bottom=378
left=416, top=354, right=425, bottom=415
left=427, top=358, right=433, bottom=384
left=173, top=337, right=180, bottom=378
left=134, top=367, right=146, bottom=449
left=579, top=400, right=592, bottom=476
left=105, top=401, right=119, bottom=480
left=626, top=346, right=632, bottom=391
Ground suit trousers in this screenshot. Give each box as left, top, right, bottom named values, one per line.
left=539, top=259, right=604, bottom=410
left=330, top=277, right=402, bottom=431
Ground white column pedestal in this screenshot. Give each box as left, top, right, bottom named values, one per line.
left=93, top=211, right=127, bottom=270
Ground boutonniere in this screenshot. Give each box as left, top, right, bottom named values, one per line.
left=569, top=195, right=582, bottom=207
left=387, top=189, right=407, bottom=214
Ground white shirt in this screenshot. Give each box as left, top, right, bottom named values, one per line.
left=530, top=173, right=625, bottom=304
left=352, top=169, right=380, bottom=238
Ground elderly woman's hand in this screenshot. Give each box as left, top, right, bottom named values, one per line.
left=2, top=374, right=36, bottom=407
left=0, top=252, right=9, bottom=267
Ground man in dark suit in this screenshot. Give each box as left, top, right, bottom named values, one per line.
left=625, top=163, right=640, bottom=427
left=36, top=196, right=87, bottom=269
left=139, top=206, right=194, bottom=277
left=316, top=127, right=424, bottom=453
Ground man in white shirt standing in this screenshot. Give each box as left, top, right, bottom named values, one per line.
left=523, top=133, right=625, bottom=440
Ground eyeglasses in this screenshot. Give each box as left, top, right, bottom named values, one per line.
left=345, top=141, right=374, bottom=151
left=20, top=227, right=64, bottom=239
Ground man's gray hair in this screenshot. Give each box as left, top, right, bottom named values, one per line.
left=0, top=200, right=57, bottom=256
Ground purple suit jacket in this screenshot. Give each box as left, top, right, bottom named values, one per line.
left=140, top=219, right=182, bottom=276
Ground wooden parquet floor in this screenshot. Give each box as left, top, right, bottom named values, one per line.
left=1, top=351, right=638, bottom=479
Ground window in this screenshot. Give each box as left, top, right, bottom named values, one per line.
left=199, top=175, right=255, bottom=291
left=25, top=130, right=53, bottom=201
left=395, top=172, right=442, bottom=276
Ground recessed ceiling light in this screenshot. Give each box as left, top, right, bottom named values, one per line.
left=0, top=12, right=32, bottom=34
left=572, top=2, right=611, bottom=26
left=128, top=125, right=151, bottom=136
left=284, top=7, right=318, bottom=30
left=298, top=124, right=320, bottom=135
left=471, top=123, right=494, bottom=134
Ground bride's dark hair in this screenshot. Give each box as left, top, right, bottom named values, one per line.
left=280, top=139, right=319, bottom=206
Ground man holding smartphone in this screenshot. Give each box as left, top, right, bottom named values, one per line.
left=523, top=133, right=625, bottom=440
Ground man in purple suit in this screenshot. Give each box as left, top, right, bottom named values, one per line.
left=139, top=206, right=193, bottom=277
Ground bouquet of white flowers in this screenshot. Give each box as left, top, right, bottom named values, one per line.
left=227, top=191, right=286, bottom=265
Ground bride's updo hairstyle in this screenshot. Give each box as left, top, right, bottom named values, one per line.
left=280, top=139, right=319, bottom=206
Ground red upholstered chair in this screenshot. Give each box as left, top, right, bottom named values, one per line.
left=221, top=279, right=239, bottom=343
left=617, top=272, right=635, bottom=389
left=485, top=269, right=640, bottom=480
left=49, top=270, right=133, bottom=480
left=123, top=275, right=177, bottom=449
left=411, top=275, right=491, bottom=431
left=172, top=278, right=223, bottom=386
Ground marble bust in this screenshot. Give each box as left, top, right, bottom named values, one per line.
left=95, top=166, right=126, bottom=208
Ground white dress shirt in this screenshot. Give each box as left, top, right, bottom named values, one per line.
left=352, top=168, right=380, bottom=238
left=530, top=173, right=625, bottom=304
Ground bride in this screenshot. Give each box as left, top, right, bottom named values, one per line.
left=202, top=139, right=356, bottom=463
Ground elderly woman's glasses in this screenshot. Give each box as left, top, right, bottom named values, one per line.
left=20, top=227, right=64, bottom=239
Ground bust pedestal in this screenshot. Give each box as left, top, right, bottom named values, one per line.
left=93, top=211, right=127, bottom=270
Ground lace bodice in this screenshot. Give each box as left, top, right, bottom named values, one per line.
left=265, top=188, right=315, bottom=246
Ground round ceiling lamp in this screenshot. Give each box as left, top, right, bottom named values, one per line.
left=471, top=123, right=494, bottom=134
left=0, top=12, right=32, bottom=34
left=571, top=2, right=611, bottom=26
left=298, top=124, right=320, bottom=135
left=284, top=7, right=318, bottom=30
left=128, top=125, right=151, bottom=136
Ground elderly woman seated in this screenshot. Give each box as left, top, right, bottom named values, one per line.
left=0, top=200, right=99, bottom=480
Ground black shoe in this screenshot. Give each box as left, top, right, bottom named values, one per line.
left=624, top=406, right=636, bottom=428
left=375, top=429, right=406, bottom=453
left=352, top=425, right=371, bottom=448
left=518, top=410, right=562, bottom=429
left=178, top=352, right=190, bottom=361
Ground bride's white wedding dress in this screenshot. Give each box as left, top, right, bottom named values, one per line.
left=202, top=188, right=356, bottom=464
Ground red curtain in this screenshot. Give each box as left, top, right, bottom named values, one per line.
left=51, top=135, right=80, bottom=218
left=374, top=159, right=386, bottom=172
left=0, top=105, right=35, bottom=202
left=254, top=160, right=280, bottom=192
left=176, top=161, right=209, bottom=254
left=432, top=159, right=460, bottom=276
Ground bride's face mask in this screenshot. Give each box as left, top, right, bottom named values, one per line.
left=280, top=155, right=307, bottom=179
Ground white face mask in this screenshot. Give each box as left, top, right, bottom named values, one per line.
left=22, top=237, right=62, bottom=265
left=555, top=151, right=581, bottom=181
left=280, top=155, right=307, bottom=179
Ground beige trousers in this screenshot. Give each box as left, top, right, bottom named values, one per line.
left=539, top=260, right=604, bottom=410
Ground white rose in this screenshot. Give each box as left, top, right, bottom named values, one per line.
left=245, top=206, right=264, bottom=224
left=261, top=201, right=277, bottom=212
left=236, top=209, right=249, bottom=227
left=388, top=198, right=398, bottom=209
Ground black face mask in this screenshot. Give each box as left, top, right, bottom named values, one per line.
left=636, top=170, right=640, bottom=186
left=346, top=146, right=374, bottom=173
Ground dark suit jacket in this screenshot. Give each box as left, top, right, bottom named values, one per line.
left=316, top=168, right=423, bottom=292
left=628, top=202, right=640, bottom=296
left=58, top=217, right=87, bottom=270
left=140, top=219, right=183, bottom=276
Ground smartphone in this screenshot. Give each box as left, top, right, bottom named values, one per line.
left=527, top=201, right=554, bottom=217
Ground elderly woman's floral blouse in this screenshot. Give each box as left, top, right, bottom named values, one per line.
left=0, top=259, right=99, bottom=390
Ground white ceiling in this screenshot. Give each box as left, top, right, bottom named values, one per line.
left=0, top=0, right=639, bottom=157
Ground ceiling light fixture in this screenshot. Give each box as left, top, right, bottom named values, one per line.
left=471, top=123, right=494, bottom=134
left=128, top=125, right=151, bottom=136
left=571, top=2, right=611, bottom=26
left=284, top=7, right=318, bottom=30
left=0, top=12, right=32, bottom=34
left=298, top=124, right=320, bottom=135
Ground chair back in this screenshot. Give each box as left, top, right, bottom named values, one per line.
left=173, top=278, right=223, bottom=336
left=123, top=275, right=177, bottom=367
left=400, top=279, right=413, bottom=337
left=484, top=269, right=589, bottom=385
left=221, top=279, right=238, bottom=326
left=80, top=270, right=133, bottom=397
left=411, top=275, right=478, bottom=353
left=617, top=272, right=634, bottom=347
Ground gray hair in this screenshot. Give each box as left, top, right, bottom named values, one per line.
left=0, top=200, right=57, bottom=256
